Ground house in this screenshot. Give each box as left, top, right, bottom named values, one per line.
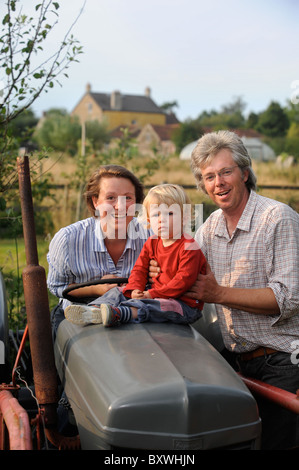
left=71, top=84, right=167, bottom=131
left=136, top=123, right=179, bottom=157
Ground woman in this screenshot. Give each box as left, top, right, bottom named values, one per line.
left=47, top=165, right=151, bottom=331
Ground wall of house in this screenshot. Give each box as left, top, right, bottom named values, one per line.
left=71, top=93, right=166, bottom=130
left=137, top=124, right=176, bottom=157
left=104, top=110, right=166, bottom=130
left=71, top=94, right=104, bottom=124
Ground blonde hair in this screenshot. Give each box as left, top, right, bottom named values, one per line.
left=144, top=183, right=190, bottom=209
left=141, top=184, right=192, bottom=230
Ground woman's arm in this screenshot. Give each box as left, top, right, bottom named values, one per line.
left=66, top=280, right=119, bottom=298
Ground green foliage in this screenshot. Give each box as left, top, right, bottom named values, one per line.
left=160, top=100, right=179, bottom=113
left=197, top=96, right=246, bottom=130
left=285, top=122, right=299, bottom=158
left=0, top=0, right=83, bottom=205
left=85, top=120, right=110, bottom=151
left=0, top=0, right=83, bottom=128
left=172, top=120, right=204, bottom=152
left=255, top=101, right=289, bottom=137
left=36, top=109, right=81, bottom=155
left=36, top=113, right=110, bottom=155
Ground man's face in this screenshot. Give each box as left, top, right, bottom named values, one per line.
left=201, top=149, right=249, bottom=215
left=92, top=177, right=136, bottom=238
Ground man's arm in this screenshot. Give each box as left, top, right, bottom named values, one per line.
left=187, top=263, right=280, bottom=315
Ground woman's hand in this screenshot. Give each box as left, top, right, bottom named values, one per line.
left=101, top=274, right=127, bottom=287
left=67, top=274, right=125, bottom=299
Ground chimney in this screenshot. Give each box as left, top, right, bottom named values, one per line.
left=86, top=83, right=91, bottom=93
left=145, top=86, right=151, bottom=97
left=110, top=90, right=122, bottom=110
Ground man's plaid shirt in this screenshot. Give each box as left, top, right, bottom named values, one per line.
left=196, top=191, right=299, bottom=353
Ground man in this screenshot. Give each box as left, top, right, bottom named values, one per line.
left=189, top=130, right=299, bottom=450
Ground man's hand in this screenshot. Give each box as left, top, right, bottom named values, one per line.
left=149, top=259, right=160, bottom=282
left=185, top=263, right=222, bottom=304
left=186, top=263, right=280, bottom=315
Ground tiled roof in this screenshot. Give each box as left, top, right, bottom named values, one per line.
left=150, top=124, right=180, bottom=140
left=90, top=92, right=164, bottom=114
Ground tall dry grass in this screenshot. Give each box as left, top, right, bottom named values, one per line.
left=39, top=153, right=299, bottom=234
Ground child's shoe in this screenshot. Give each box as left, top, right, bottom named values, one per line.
left=100, top=304, right=122, bottom=327
left=64, top=304, right=102, bottom=325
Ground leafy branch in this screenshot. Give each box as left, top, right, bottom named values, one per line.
left=0, top=0, right=84, bottom=129
left=0, top=0, right=84, bottom=195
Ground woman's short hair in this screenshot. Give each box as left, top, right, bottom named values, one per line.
left=84, top=165, right=144, bottom=217
left=190, top=130, right=257, bottom=193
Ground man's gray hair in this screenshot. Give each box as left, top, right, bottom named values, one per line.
left=190, top=130, right=257, bottom=193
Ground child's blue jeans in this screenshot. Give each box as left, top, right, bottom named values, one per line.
left=89, top=287, right=202, bottom=324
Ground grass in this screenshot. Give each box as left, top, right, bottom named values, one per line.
left=0, top=237, right=58, bottom=328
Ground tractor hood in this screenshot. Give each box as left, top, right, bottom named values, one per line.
left=55, top=320, right=261, bottom=450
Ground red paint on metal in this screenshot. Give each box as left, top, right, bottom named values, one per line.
left=0, top=390, right=32, bottom=450
left=240, top=374, right=299, bottom=414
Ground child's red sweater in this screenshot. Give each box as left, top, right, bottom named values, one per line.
left=122, top=234, right=206, bottom=309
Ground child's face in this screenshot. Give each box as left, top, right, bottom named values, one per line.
left=148, top=199, right=183, bottom=239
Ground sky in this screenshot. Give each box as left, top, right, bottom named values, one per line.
left=2, top=0, right=299, bottom=121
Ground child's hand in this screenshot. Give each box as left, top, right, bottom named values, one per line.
left=131, top=289, right=144, bottom=298
left=131, top=289, right=152, bottom=299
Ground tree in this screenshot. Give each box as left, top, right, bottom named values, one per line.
left=0, top=0, right=83, bottom=128
left=196, top=97, right=246, bottom=130
left=0, top=0, right=83, bottom=195
left=221, top=96, right=247, bottom=116
left=285, top=122, right=299, bottom=158
left=160, top=100, right=179, bottom=114
left=36, top=109, right=81, bottom=155
left=246, top=111, right=259, bottom=129
left=85, top=120, right=110, bottom=152
left=256, top=101, right=289, bottom=137
left=172, top=120, right=204, bottom=152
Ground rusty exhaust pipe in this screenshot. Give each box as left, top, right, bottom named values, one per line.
left=17, top=155, right=59, bottom=428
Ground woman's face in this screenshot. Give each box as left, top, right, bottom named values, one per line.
left=92, top=177, right=136, bottom=239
